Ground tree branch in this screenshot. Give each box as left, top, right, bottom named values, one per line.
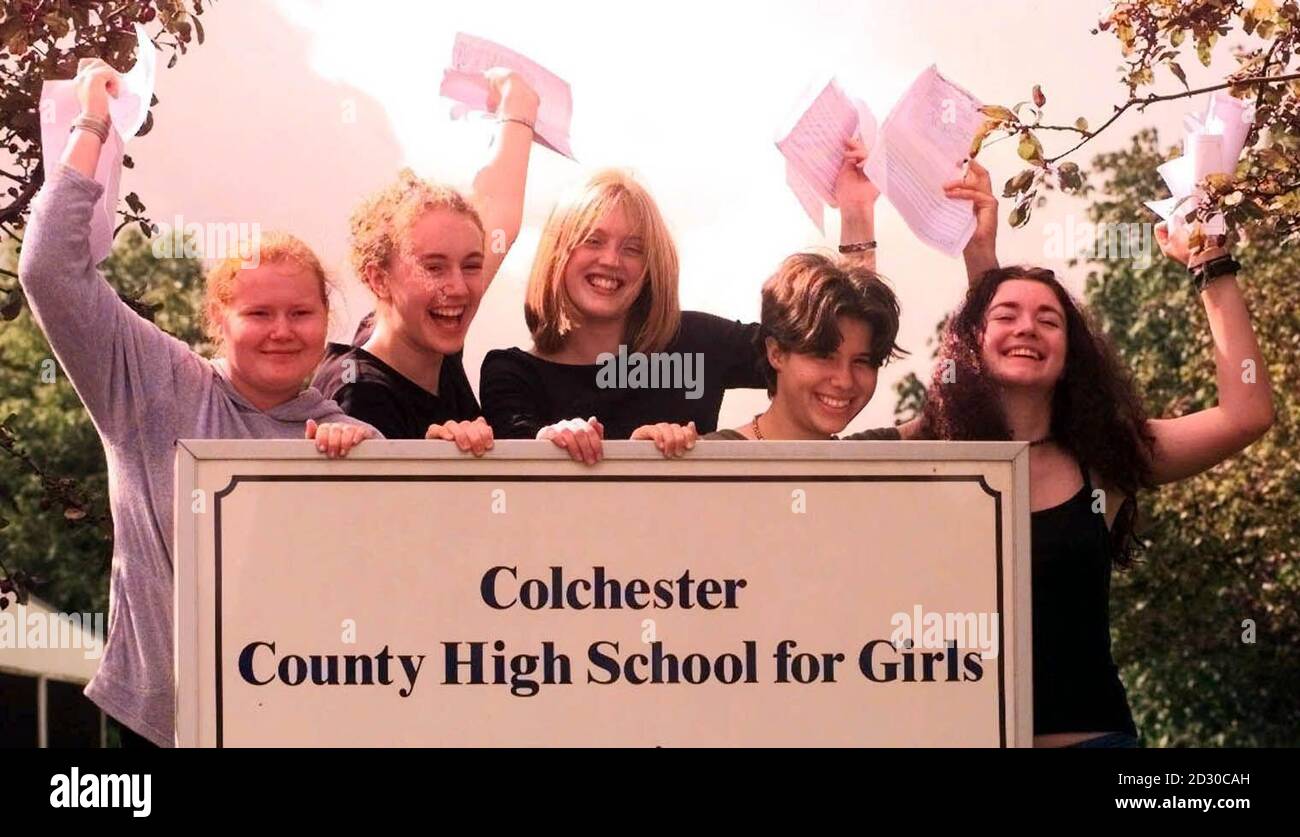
left=1041, top=71, right=1300, bottom=164
left=0, top=424, right=113, bottom=539
left=0, top=168, right=43, bottom=230
left=1033, top=124, right=1091, bottom=134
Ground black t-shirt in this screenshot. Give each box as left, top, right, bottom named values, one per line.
left=480, top=311, right=765, bottom=439
left=311, top=344, right=481, bottom=440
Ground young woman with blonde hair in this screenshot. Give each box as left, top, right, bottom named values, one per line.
left=478, top=138, right=972, bottom=462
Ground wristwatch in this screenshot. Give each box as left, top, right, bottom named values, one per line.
left=1191, top=255, right=1241, bottom=291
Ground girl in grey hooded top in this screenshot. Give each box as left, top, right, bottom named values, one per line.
left=18, top=60, right=379, bottom=746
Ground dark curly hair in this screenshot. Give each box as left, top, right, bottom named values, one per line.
left=919, top=266, right=1154, bottom=566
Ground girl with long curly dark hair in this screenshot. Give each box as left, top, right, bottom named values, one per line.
left=850, top=223, right=1274, bottom=747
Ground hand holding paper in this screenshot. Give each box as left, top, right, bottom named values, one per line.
left=440, top=33, right=576, bottom=160
left=1145, top=92, right=1254, bottom=236
left=834, top=135, right=880, bottom=212
left=40, top=24, right=156, bottom=264
left=777, top=66, right=985, bottom=257
left=483, top=68, right=540, bottom=126
left=70, top=59, right=119, bottom=120
left=942, top=158, right=1000, bottom=272
left=775, top=77, right=876, bottom=233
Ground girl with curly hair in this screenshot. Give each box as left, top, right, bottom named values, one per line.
left=849, top=225, right=1274, bottom=747
left=312, top=70, right=539, bottom=453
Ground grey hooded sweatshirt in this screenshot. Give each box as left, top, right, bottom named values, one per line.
left=18, top=166, right=377, bottom=746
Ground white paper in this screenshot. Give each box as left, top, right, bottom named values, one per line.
left=784, top=163, right=828, bottom=233
left=774, top=78, right=878, bottom=232
left=1143, top=195, right=1185, bottom=221
left=1157, top=156, right=1196, bottom=212
left=439, top=33, right=576, bottom=160
left=776, top=66, right=982, bottom=257
left=1190, top=134, right=1225, bottom=181
left=39, top=23, right=155, bottom=263
left=864, top=65, right=983, bottom=257
left=1204, top=92, right=1252, bottom=173
left=1149, top=91, right=1254, bottom=232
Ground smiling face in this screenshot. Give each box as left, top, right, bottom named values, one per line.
left=372, top=208, right=486, bottom=356
left=560, top=203, right=648, bottom=326
left=978, top=278, right=1069, bottom=391
left=219, top=260, right=329, bottom=407
left=769, top=315, right=879, bottom=436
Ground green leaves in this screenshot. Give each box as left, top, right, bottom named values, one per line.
left=1197, top=36, right=1214, bottom=67
left=1007, top=189, right=1037, bottom=228
left=1243, top=0, right=1279, bottom=35
left=1007, top=201, right=1030, bottom=228
left=1017, top=130, right=1045, bottom=165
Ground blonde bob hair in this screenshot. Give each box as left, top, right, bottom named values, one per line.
left=524, top=169, right=680, bottom=355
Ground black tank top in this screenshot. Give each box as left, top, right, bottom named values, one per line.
left=1030, top=470, right=1138, bottom=736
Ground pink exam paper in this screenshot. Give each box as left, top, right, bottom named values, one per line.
left=439, top=33, right=576, bottom=160
left=775, top=77, right=877, bottom=233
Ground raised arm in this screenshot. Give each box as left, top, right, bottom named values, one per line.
left=469, top=70, right=540, bottom=287
left=1141, top=224, right=1275, bottom=485
left=18, top=60, right=200, bottom=443
left=943, top=159, right=999, bottom=285
left=833, top=139, right=919, bottom=439
left=834, top=137, right=879, bottom=273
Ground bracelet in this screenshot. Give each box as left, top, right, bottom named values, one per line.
left=838, top=240, right=877, bottom=254
left=1187, top=244, right=1228, bottom=272
left=499, top=115, right=536, bottom=133
left=1192, top=255, right=1240, bottom=292
left=70, top=114, right=110, bottom=144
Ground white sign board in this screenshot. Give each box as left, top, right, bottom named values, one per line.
left=174, top=440, right=1032, bottom=747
